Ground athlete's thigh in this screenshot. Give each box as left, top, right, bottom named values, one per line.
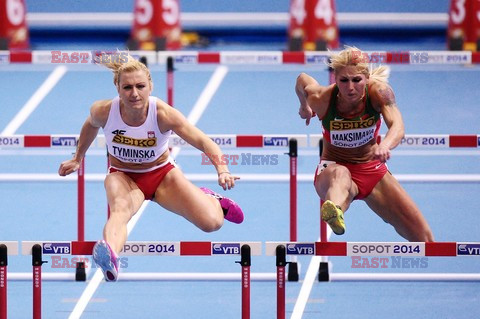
left=153, top=168, right=221, bottom=222
left=104, top=172, right=145, bottom=218
left=314, top=163, right=358, bottom=205
left=314, top=164, right=346, bottom=194
left=364, top=173, right=421, bottom=226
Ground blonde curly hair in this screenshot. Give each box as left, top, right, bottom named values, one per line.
left=328, top=46, right=390, bottom=83
left=97, top=51, right=152, bottom=88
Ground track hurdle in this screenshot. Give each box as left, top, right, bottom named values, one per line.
left=266, top=241, right=480, bottom=319
left=266, top=241, right=480, bottom=262
left=21, top=240, right=261, bottom=319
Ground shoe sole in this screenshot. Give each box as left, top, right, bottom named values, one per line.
left=93, top=242, right=118, bottom=282
left=321, top=201, right=345, bottom=235
left=201, top=187, right=244, bottom=224
left=221, top=198, right=244, bottom=224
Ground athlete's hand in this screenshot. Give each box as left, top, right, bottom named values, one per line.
left=299, top=105, right=315, bottom=126
left=58, top=159, right=81, bottom=176
left=372, top=144, right=391, bottom=163
left=218, top=172, right=240, bottom=190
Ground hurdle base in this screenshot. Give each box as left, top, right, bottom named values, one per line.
left=448, top=37, right=464, bottom=51
left=126, top=38, right=139, bottom=50
left=287, top=262, right=299, bottom=282
left=315, top=40, right=328, bottom=51
left=155, top=37, right=167, bottom=51
left=0, top=38, right=8, bottom=50
left=75, top=262, right=86, bottom=282
left=288, top=37, right=304, bottom=52
left=318, top=261, right=330, bottom=282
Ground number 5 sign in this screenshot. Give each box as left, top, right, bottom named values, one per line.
left=128, top=0, right=182, bottom=51
left=0, top=0, right=30, bottom=50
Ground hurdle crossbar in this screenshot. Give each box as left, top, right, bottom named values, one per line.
left=11, top=240, right=480, bottom=258
left=20, top=241, right=262, bottom=256
left=2, top=173, right=480, bottom=183
left=1, top=134, right=479, bottom=149
left=5, top=50, right=480, bottom=65
left=265, top=242, right=480, bottom=257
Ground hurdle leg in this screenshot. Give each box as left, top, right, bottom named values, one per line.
left=239, top=245, right=251, bottom=319
left=318, top=136, right=330, bottom=281
left=77, top=158, right=85, bottom=242
left=287, top=139, right=299, bottom=282
left=32, top=244, right=46, bottom=319
left=167, top=56, right=174, bottom=106
left=288, top=138, right=298, bottom=243
left=0, top=245, right=7, bottom=319
left=319, top=208, right=330, bottom=281
left=276, top=245, right=286, bottom=319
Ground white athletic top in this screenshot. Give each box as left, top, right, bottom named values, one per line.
left=103, top=96, right=171, bottom=167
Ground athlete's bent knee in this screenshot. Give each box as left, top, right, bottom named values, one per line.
left=198, top=218, right=223, bottom=233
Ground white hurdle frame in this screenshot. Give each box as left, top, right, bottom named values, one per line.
left=9, top=241, right=260, bottom=319
left=1, top=133, right=479, bottom=185
left=1, top=132, right=479, bottom=284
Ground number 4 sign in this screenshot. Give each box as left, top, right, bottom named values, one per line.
left=288, top=0, right=339, bottom=51
left=0, top=0, right=30, bottom=50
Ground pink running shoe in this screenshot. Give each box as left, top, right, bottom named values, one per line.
left=200, top=187, right=244, bottom=224
left=93, top=240, right=119, bottom=282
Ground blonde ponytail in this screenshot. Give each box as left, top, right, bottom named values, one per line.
left=369, top=65, right=390, bottom=84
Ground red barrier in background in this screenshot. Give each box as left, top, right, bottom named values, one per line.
left=288, top=0, right=339, bottom=51
left=128, top=0, right=182, bottom=51
left=0, top=0, right=30, bottom=50
left=447, top=0, right=480, bottom=51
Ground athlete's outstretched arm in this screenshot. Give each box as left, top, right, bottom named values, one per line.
left=295, top=73, right=331, bottom=125
left=58, top=101, right=107, bottom=176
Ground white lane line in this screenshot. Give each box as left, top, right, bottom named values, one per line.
left=69, top=65, right=229, bottom=319
left=1, top=65, right=68, bottom=135
left=170, top=65, right=228, bottom=158
left=291, top=228, right=332, bottom=319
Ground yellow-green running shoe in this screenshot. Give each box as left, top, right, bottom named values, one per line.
left=321, top=200, right=346, bottom=235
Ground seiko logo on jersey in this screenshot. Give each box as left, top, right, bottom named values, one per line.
left=330, top=117, right=375, bottom=130
left=111, top=129, right=157, bottom=147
